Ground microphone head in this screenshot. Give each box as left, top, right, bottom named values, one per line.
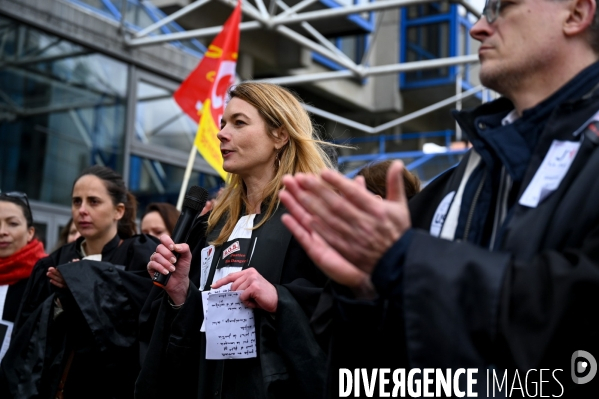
left=183, top=186, right=209, bottom=211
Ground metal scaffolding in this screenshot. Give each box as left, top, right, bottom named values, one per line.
left=123, top=0, right=484, bottom=134
left=125, top=0, right=480, bottom=85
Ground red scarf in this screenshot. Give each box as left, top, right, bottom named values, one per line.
left=0, top=239, right=46, bottom=286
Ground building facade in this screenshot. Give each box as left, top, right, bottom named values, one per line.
left=0, top=0, right=483, bottom=249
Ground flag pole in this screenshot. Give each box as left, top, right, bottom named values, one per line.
left=177, top=146, right=198, bottom=210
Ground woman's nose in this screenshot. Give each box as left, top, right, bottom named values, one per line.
left=217, top=126, right=230, bottom=142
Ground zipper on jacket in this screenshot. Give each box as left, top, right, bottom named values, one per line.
left=463, top=172, right=487, bottom=241
left=489, top=166, right=512, bottom=250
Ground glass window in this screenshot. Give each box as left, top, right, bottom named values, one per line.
left=404, top=22, right=450, bottom=82
left=135, top=80, right=198, bottom=151
left=407, top=3, right=450, bottom=19
left=0, top=16, right=128, bottom=207
left=129, top=155, right=223, bottom=215
left=339, top=35, right=366, bottom=63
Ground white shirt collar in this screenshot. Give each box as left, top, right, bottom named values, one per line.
left=501, top=109, right=520, bottom=126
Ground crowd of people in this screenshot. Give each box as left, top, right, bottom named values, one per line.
left=1, top=0, right=599, bottom=397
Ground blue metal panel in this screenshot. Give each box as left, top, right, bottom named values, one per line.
left=129, top=155, right=142, bottom=191
left=338, top=148, right=467, bottom=164
left=101, top=0, right=122, bottom=19
left=68, top=0, right=118, bottom=20
left=66, top=0, right=204, bottom=58
left=399, top=7, right=407, bottom=88
left=319, top=0, right=375, bottom=32
left=142, top=0, right=207, bottom=54
left=403, top=13, right=452, bottom=26
left=311, top=0, right=373, bottom=71
left=448, top=4, right=457, bottom=79
left=400, top=3, right=477, bottom=90
left=333, top=130, right=454, bottom=144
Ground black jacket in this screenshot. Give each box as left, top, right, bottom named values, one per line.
left=136, top=205, right=328, bottom=399
left=327, top=61, right=599, bottom=397
left=0, top=234, right=158, bottom=399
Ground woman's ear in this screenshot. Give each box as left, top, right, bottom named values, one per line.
left=27, top=226, right=35, bottom=242
left=114, top=203, right=125, bottom=221
left=273, top=127, right=289, bottom=150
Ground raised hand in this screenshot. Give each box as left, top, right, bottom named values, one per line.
left=279, top=161, right=411, bottom=295
left=147, top=234, right=193, bottom=305
left=211, top=268, right=278, bottom=313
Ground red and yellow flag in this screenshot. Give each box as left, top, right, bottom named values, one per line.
left=174, top=0, right=242, bottom=180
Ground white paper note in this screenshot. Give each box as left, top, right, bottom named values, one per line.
left=199, top=245, right=216, bottom=291
left=200, top=285, right=231, bottom=332
left=204, top=290, right=257, bottom=360
left=519, top=140, right=581, bottom=208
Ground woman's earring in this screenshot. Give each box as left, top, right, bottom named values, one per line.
left=275, top=152, right=281, bottom=169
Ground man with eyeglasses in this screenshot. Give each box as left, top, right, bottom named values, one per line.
left=279, top=0, right=599, bottom=396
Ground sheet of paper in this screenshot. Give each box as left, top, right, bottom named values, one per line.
left=519, top=140, right=581, bottom=208
left=199, top=245, right=216, bottom=291
left=200, top=285, right=231, bottom=332
left=204, top=290, right=257, bottom=360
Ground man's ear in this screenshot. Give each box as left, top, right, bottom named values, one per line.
left=564, top=0, right=596, bottom=37
left=274, top=127, right=289, bottom=150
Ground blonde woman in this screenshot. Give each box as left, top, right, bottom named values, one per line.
left=139, top=82, right=334, bottom=399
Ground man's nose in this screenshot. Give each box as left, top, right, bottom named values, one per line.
left=470, top=16, right=492, bottom=42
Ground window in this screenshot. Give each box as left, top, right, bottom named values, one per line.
left=0, top=16, right=128, bottom=206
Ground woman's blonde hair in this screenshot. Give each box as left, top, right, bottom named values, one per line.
left=207, top=82, right=334, bottom=245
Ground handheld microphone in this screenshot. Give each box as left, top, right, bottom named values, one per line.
left=152, top=185, right=209, bottom=288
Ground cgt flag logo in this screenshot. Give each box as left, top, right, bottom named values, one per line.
left=571, top=350, right=597, bottom=384
left=173, top=0, right=242, bottom=180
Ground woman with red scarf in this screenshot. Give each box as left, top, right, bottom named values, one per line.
left=0, top=192, right=46, bottom=361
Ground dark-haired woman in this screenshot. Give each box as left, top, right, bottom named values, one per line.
left=52, top=217, right=81, bottom=252
left=141, top=202, right=180, bottom=238
left=2, top=166, right=158, bottom=399
left=356, top=160, right=421, bottom=200
left=0, top=193, right=46, bottom=362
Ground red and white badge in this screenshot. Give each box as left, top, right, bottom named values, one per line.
left=222, top=241, right=240, bottom=259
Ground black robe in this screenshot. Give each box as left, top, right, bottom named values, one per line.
left=136, top=206, right=328, bottom=399
left=0, top=234, right=158, bottom=399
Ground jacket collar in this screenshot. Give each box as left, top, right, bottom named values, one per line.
left=453, top=60, right=599, bottom=182
left=455, top=60, right=599, bottom=132
left=74, top=234, right=121, bottom=259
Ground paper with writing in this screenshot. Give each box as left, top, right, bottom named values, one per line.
left=200, top=284, right=230, bottom=332
left=519, top=140, right=581, bottom=208
left=205, top=290, right=257, bottom=360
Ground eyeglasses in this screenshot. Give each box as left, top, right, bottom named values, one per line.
left=0, top=191, right=33, bottom=224
left=482, top=0, right=501, bottom=24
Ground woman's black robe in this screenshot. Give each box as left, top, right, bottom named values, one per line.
left=136, top=206, right=328, bottom=399
left=1, top=234, right=158, bottom=399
